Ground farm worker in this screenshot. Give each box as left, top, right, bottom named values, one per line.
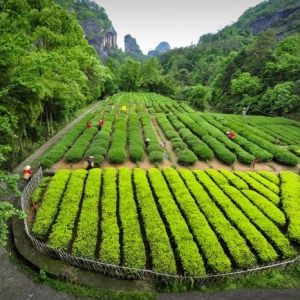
left=145, top=138, right=150, bottom=146
left=226, top=131, right=235, bottom=140
left=160, top=141, right=165, bottom=148
left=86, top=156, right=94, bottom=170
left=98, top=119, right=104, bottom=130
left=252, top=157, right=259, bottom=169
left=87, top=122, right=92, bottom=128
left=275, top=138, right=280, bottom=145
left=23, top=165, right=32, bottom=182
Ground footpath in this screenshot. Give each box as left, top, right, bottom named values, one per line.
left=1, top=102, right=300, bottom=300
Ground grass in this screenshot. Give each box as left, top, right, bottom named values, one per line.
left=157, top=264, right=300, bottom=293
left=8, top=251, right=157, bottom=300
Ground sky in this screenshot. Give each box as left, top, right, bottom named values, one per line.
left=94, top=0, right=264, bottom=54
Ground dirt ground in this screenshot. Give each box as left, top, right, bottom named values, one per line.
left=49, top=153, right=298, bottom=175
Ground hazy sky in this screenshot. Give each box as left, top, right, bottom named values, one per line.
left=94, top=0, right=264, bottom=54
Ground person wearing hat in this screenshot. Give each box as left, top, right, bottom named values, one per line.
left=226, top=131, right=235, bottom=140
left=86, top=156, right=94, bottom=170
left=23, top=165, right=32, bottom=182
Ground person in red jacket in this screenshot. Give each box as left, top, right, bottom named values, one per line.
left=98, top=119, right=104, bottom=131
left=87, top=122, right=91, bottom=128
left=226, top=131, right=235, bottom=140
left=23, top=165, right=32, bottom=183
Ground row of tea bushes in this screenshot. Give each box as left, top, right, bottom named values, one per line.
left=40, top=114, right=93, bottom=168
left=161, top=168, right=231, bottom=273
left=128, top=114, right=145, bottom=163
left=155, top=113, right=199, bottom=165
left=118, top=168, right=146, bottom=268
left=246, top=172, right=280, bottom=195
left=205, top=170, right=295, bottom=259
left=32, top=170, right=71, bottom=239
left=132, top=168, right=177, bottom=274
left=48, top=169, right=87, bottom=251
left=279, top=172, right=300, bottom=243
left=30, top=168, right=300, bottom=276
left=234, top=172, right=280, bottom=205
left=148, top=168, right=207, bottom=276
left=178, top=169, right=256, bottom=268
left=199, top=114, right=271, bottom=163
left=108, top=114, right=127, bottom=164
left=72, top=168, right=101, bottom=258
left=64, top=125, right=97, bottom=162
left=99, top=168, right=120, bottom=264
left=194, top=171, right=279, bottom=263
left=140, top=113, right=164, bottom=164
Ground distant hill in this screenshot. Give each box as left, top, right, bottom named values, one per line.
left=148, top=42, right=171, bottom=57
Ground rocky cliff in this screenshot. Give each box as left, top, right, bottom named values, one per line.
left=80, top=19, right=117, bottom=62
left=55, top=0, right=117, bottom=62
left=124, top=34, right=143, bottom=54
left=245, top=6, right=300, bottom=39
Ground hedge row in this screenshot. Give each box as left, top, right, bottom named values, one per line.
left=147, top=168, right=206, bottom=276
left=194, top=170, right=278, bottom=264
left=217, top=170, right=285, bottom=226
left=118, top=167, right=146, bottom=268
left=72, top=168, right=101, bottom=258
left=279, top=172, right=300, bottom=242
left=140, top=113, right=164, bottom=164
left=132, top=168, right=177, bottom=274
left=108, top=116, right=127, bottom=164
left=241, top=190, right=286, bottom=227
left=199, top=114, right=269, bottom=164
left=221, top=185, right=296, bottom=259
left=162, top=168, right=232, bottom=273
left=234, top=172, right=280, bottom=205
left=40, top=113, right=93, bottom=168
left=31, top=176, right=51, bottom=204
left=202, top=135, right=236, bottom=165
left=48, top=169, right=87, bottom=250
left=246, top=172, right=280, bottom=195
left=32, top=170, right=71, bottom=239
left=99, top=168, right=120, bottom=264
left=65, top=125, right=97, bottom=162
left=256, top=171, right=280, bottom=185
left=179, top=169, right=255, bottom=268
left=128, top=114, right=145, bottom=163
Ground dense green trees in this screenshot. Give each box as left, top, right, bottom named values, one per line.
left=0, top=0, right=109, bottom=167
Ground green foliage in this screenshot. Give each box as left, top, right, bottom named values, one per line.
left=177, top=149, right=198, bottom=166
left=108, top=148, right=126, bottom=164
left=149, top=151, right=164, bottom=163
left=0, top=202, right=26, bottom=246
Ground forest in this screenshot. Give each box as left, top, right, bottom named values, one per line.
left=1, top=0, right=300, bottom=172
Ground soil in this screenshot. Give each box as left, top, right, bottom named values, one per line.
left=50, top=154, right=298, bottom=175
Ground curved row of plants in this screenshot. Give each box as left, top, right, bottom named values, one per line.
left=30, top=168, right=300, bottom=277
left=155, top=113, right=199, bottom=166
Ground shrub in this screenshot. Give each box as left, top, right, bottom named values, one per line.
left=172, top=142, right=187, bottom=152
left=177, top=150, right=198, bottom=166
left=94, top=154, right=104, bottom=166
left=149, top=151, right=164, bottom=163
left=164, top=130, right=179, bottom=140
left=130, top=146, right=145, bottom=162
left=147, top=144, right=163, bottom=153
left=108, top=148, right=126, bottom=164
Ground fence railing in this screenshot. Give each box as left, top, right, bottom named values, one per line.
left=20, top=168, right=300, bottom=283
